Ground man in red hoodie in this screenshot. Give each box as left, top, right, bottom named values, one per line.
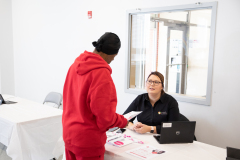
left=62, top=32, right=128, bottom=160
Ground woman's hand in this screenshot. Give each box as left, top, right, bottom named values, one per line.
left=127, top=122, right=143, bottom=130
left=133, top=122, right=144, bottom=129
left=126, top=122, right=135, bottom=130
left=134, top=123, right=151, bottom=134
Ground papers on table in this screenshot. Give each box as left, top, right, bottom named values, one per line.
left=126, top=145, right=166, bottom=160
left=123, top=111, right=142, bottom=121
left=106, top=132, right=133, bottom=147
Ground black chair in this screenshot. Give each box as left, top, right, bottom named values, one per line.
left=179, top=113, right=197, bottom=141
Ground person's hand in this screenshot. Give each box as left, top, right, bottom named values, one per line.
left=127, top=122, right=144, bottom=130
left=134, top=124, right=151, bottom=134
left=133, top=122, right=144, bottom=130
left=126, top=122, right=135, bottom=130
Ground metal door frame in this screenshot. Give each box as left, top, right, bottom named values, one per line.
left=165, top=26, right=188, bottom=94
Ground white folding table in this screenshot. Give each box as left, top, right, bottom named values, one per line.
left=0, top=95, right=63, bottom=160
left=61, top=128, right=226, bottom=160
left=104, top=129, right=226, bottom=160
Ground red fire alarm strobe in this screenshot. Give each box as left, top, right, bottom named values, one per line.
left=88, top=11, right=92, bottom=19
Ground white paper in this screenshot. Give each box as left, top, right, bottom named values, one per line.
left=126, top=145, right=166, bottom=160
left=123, top=111, right=142, bottom=121
left=106, top=132, right=133, bottom=147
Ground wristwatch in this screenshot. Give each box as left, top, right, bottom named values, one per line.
left=150, top=126, right=154, bottom=133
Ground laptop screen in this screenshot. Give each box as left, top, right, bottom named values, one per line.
left=160, top=121, right=196, bottom=144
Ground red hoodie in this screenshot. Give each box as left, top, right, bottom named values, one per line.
left=62, top=51, right=128, bottom=157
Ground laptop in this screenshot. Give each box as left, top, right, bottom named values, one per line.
left=154, top=121, right=196, bottom=144
left=0, top=94, right=17, bottom=104
left=227, top=147, right=240, bottom=160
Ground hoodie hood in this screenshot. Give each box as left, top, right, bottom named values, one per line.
left=73, top=51, right=112, bottom=75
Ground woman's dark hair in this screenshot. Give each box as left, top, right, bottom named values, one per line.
left=147, top=71, right=165, bottom=95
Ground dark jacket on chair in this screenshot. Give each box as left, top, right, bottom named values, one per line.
left=179, top=113, right=197, bottom=141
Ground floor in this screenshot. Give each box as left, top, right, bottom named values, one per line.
left=0, top=143, right=125, bottom=160
left=0, top=142, right=63, bottom=160
left=0, top=142, right=126, bottom=160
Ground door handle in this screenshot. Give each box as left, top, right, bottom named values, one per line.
left=167, top=63, right=185, bottom=66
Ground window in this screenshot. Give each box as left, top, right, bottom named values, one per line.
left=125, top=2, right=217, bottom=105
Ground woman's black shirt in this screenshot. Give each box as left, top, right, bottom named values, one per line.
left=123, top=93, right=179, bottom=134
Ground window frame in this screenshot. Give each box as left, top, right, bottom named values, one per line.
left=124, top=2, right=218, bottom=106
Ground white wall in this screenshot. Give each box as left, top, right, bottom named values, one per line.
left=11, top=0, right=240, bottom=149
left=0, top=0, right=15, bottom=95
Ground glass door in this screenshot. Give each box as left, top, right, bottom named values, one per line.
left=165, top=26, right=188, bottom=94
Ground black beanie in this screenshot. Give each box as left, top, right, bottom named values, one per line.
left=92, top=32, right=121, bottom=55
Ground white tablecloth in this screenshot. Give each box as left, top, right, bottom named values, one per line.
left=0, top=95, right=63, bottom=160
left=61, top=128, right=226, bottom=160
left=104, top=129, right=226, bottom=160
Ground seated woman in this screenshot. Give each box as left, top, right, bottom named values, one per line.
left=123, top=71, right=179, bottom=134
